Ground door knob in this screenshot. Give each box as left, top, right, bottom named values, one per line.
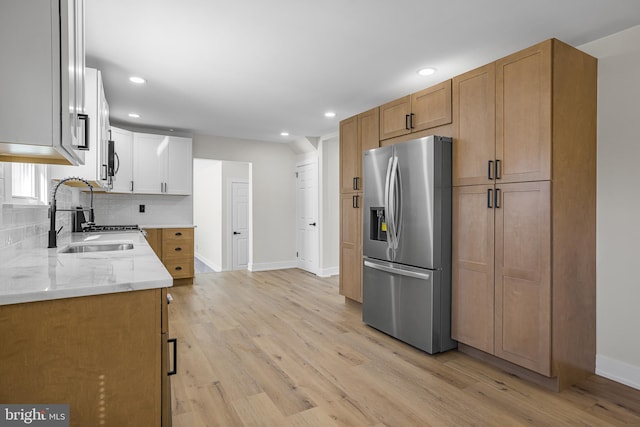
left=308, top=222, right=317, bottom=226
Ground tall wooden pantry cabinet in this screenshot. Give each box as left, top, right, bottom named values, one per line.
left=451, top=39, right=597, bottom=390
left=339, top=108, right=379, bottom=302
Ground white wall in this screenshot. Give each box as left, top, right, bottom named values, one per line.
left=580, top=25, right=640, bottom=390
left=319, top=134, right=340, bottom=276
left=193, top=159, right=222, bottom=271
left=193, top=135, right=297, bottom=270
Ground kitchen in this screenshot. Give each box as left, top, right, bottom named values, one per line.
left=2, top=0, right=640, bottom=426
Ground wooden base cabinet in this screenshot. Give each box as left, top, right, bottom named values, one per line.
left=0, top=289, right=173, bottom=427
left=145, top=227, right=195, bottom=285
left=452, top=39, right=597, bottom=390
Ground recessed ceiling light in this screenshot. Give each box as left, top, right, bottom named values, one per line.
left=129, top=76, right=146, bottom=84
left=417, top=67, right=436, bottom=76
left=324, top=112, right=336, bottom=118
left=128, top=113, right=140, bottom=118
left=280, top=132, right=290, bottom=137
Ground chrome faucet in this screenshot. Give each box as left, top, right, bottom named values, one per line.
left=48, top=177, right=95, bottom=248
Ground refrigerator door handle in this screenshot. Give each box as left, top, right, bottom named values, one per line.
left=391, top=155, right=402, bottom=241
left=364, top=260, right=431, bottom=281
left=384, top=156, right=395, bottom=252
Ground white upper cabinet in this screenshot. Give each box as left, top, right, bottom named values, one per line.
left=0, top=0, right=87, bottom=165
left=50, top=67, right=110, bottom=187
left=132, top=133, right=193, bottom=195
left=110, top=127, right=134, bottom=193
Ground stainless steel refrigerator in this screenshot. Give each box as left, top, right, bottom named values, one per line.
left=362, top=135, right=456, bottom=354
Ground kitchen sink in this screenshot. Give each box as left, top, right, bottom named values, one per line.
left=59, top=242, right=134, bottom=254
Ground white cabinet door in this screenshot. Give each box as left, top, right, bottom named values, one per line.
left=110, top=127, right=134, bottom=193
left=50, top=67, right=107, bottom=186
left=0, top=0, right=86, bottom=165
left=165, top=137, right=192, bottom=195
left=133, top=133, right=167, bottom=194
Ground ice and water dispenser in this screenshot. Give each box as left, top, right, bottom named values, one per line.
left=369, top=207, right=387, bottom=242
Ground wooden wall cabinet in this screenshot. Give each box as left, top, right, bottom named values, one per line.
left=146, top=227, right=195, bottom=285
left=451, top=39, right=597, bottom=390
left=379, top=80, right=452, bottom=141
left=339, top=108, right=379, bottom=302
left=0, top=288, right=173, bottom=426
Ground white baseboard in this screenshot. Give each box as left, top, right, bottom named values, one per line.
left=317, top=266, right=339, bottom=277
left=195, top=254, right=222, bottom=272
left=248, top=260, right=298, bottom=272
left=596, top=354, right=640, bottom=391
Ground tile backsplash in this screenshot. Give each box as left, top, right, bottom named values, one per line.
left=0, top=168, right=74, bottom=256
left=92, top=193, right=193, bottom=226
left=0, top=163, right=192, bottom=262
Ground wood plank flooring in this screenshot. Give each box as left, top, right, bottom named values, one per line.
left=168, top=269, right=640, bottom=426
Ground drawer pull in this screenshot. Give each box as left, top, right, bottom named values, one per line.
left=175, top=232, right=182, bottom=236
left=175, top=247, right=182, bottom=252
left=175, top=266, right=182, bottom=271
left=168, top=338, right=177, bottom=376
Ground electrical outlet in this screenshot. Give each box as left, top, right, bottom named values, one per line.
left=139, top=204, right=145, bottom=213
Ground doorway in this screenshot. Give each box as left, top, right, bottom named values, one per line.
left=193, top=159, right=251, bottom=272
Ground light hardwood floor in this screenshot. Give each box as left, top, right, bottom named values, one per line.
left=168, top=269, right=640, bottom=426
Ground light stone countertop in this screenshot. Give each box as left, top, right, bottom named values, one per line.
left=139, top=224, right=196, bottom=229
left=0, top=231, right=172, bottom=306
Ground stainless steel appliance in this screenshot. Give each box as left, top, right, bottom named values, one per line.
left=362, top=135, right=456, bottom=354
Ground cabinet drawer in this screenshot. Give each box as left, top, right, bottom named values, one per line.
left=162, top=228, right=193, bottom=244
left=162, top=241, right=194, bottom=260
left=164, top=258, right=194, bottom=279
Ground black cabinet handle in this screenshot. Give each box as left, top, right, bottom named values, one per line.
left=175, top=247, right=182, bottom=252
left=175, top=232, right=182, bottom=236
left=175, top=266, right=182, bottom=271
left=405, top=114, right=411, bottom=130
left=352, top=195, right=359, bottom=209
left=168, top=338, right=177, bottom=376
left=77, top=113, right=89, bottom=150
left=487, top=189, right=493, bottom=208
left=233, top=231, right=240, bottom=235
left=309, top=222, right=317, bottom=226
left=353, top=177, right=360, bottom=191
left=495, top=188, right=501, bottom=208
left=488, top=160, right=494, bottom=180
left=130, top=181, right=134, bottom=192
left=410, top=113, right=415, bottom=129
left=496, top=160, right=502, bottom=180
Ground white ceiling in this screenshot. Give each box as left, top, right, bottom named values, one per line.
left=85, top=0, right=640, bottom=143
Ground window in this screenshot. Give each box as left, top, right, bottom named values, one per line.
left=4, top=163, right=49, bottom=205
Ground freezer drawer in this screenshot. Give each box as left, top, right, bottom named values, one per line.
left=362, top=258, right=455, bottom=354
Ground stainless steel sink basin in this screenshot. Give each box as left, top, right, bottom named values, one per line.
left=60, top=242, right=134, bottom=253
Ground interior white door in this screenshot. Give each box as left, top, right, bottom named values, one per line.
left=296, top=161, right=318, bottom=274
left=231, top=181, right=249, bottom=270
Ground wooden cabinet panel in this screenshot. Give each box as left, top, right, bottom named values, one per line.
left=146, top=228, right=163, bottom=258
left=339, top=193, right=362, bottom=302
left=453, top=63, right=496, bottom=186
left=0, top=289, right=164, bottom=426
left=379, top=95, right=411, bottom=140
left=340, top=115, right=359, bottom=193
left=411, top=80, right=452, bottom=132
left=494, top=181, right=551, bottom=375
left=452, top=185, right=495, bottom=354
left=496, top=41, right=552, bottom=183
left=358, top=107, right=380, bottom=153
